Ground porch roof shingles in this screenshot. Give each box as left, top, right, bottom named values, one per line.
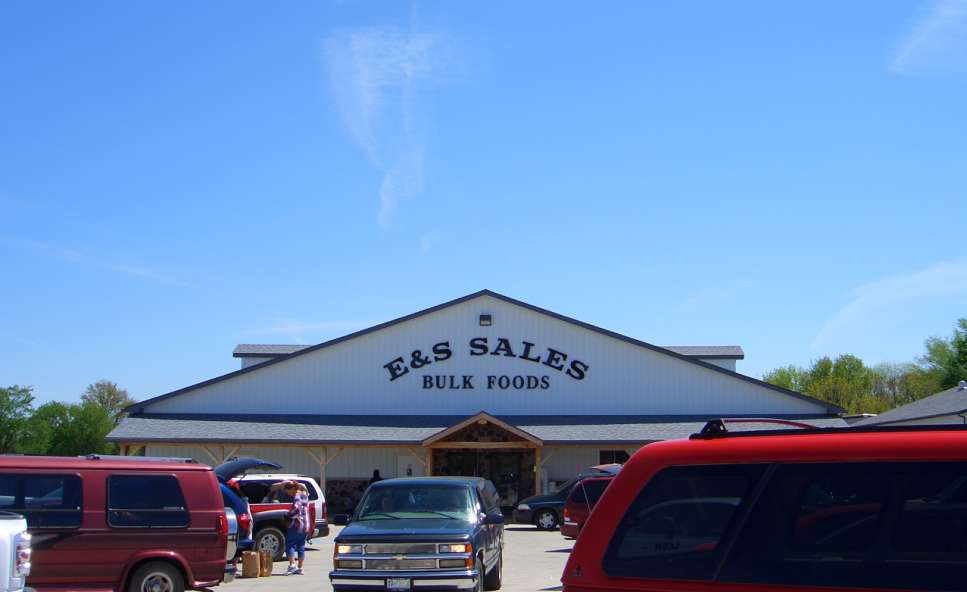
left=108, top=413, right=848, bottom=445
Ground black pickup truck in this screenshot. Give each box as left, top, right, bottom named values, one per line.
left=330, top=477, right=505, bottom=592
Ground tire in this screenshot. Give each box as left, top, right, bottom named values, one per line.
left=474, top=556, right=485, bottom=592
left=127, top=561, right=184, bottom=592
left=483, top=551, right=502, bottom=591
left=255, top=525, right=286, bottom=561
left=535, top=509, right=558, bottom=530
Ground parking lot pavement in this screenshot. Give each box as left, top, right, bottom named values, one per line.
left=222, top=525, right=573, bottom=592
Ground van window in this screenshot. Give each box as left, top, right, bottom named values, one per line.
left=583, top=479, right=609, bottom=505
left=108, top=475, right=189, bottom=528
left=720, top=462, right=967, bottom=590
left=602, top=464, right=764, bottom=580
left=0, top=474, right=82, bottom=528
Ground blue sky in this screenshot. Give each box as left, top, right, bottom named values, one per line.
left=2, top=1, right=966, bottom=404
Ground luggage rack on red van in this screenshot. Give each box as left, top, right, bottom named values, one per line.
left=690, top=418, right=967, bottom=440
left=83, top=454, right=198, bottom=463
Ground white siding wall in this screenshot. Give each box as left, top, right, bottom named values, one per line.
left=699, top=359, right=736, bottom=371
left=145, top=445, right=420, bottom=479
left=146, top=296, right=825, bottom=417
left=240, top=357, right=272, bottom=369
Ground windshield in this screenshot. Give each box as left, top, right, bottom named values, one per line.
left=356, top=484, right=474, bottom=521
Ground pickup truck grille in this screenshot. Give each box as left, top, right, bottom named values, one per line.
left=366, top=559, right=438, bottom=570
left=335, top=542, right=472, bottom=571
left=365, top=543, right=438, bottom=555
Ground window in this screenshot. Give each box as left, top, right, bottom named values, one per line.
left=599, top=450, right=630, bottom=465
left=356, top=485, right=473, bottom=521
left=602, top=464, right=763, bottom=581
left=582, top=479, right=610, bottom=505
left=0, top=474, right=82, bottom=528
left=107, top=475, right=189, bottom=528
left=720, top=462, right=967, bottom=591
left=241, top=480, right=318, bottom=503
left=478, top=482, right=501, bottom=514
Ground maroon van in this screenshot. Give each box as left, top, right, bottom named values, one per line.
left=0, top=454, right=232, bottom=592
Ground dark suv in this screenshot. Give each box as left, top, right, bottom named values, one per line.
left=330, top=477, right=505, bottom=592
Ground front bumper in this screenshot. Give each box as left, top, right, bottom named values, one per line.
left=331, top=569, right=479, bottom=591
left=513, top=509, right=533, bottom=524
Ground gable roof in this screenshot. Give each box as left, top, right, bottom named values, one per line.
left=858, top=384, right=967, bottom=425
left=421, top=411, right=544, bottom=446
left=233, top=343, right=745, bottom=360
left=128, top=289, right=843, bottom=414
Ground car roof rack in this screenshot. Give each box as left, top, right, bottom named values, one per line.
left=690, top=419, right=967, bottom=440
left=83, top=454, right=198, bottom=463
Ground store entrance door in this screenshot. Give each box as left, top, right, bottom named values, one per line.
left=433, top=448, right=536, bottom=510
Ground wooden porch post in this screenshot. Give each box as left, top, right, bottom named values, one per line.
left=535, top=446, right=543, bottom=495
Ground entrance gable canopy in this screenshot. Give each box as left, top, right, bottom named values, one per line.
left=422, top=411, right=543, bottom=447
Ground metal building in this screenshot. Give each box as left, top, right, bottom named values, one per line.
left=108, top=290, right=845, bottom=512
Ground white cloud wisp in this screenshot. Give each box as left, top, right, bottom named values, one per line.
left=891, top=0, right=967, bottom=75
left=324, top=27, right=440, bottom=227
left=812, top=259, right=967, bottom=350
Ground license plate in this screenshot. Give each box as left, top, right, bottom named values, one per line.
left=386, top=578, right=411, bottom=591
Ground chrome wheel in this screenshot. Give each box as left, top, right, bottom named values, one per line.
left=536, top=510, right=558, bottom=530
left=256, top=527, right=286, bottom=560
left=141, top=572, right=174, bottom=592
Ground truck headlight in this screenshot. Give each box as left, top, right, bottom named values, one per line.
left=517, top=503, right=531, bottom=511
left=335, top=544, right=363, bottom=554
left=439, top=543, right=471, bottom=553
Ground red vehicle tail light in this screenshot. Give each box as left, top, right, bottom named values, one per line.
left=563, top=507, right=571, bottom=520
left=238, top=512, right=252, bottom=532
left=216, top=513, right=228, bottom=536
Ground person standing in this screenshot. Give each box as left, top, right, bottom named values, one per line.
left=278, top=481, right=310, bottom=575
left=369, top=469, right=383, bottom=485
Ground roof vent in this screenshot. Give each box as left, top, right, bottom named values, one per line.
left=960, top=380, right=967, bottom=391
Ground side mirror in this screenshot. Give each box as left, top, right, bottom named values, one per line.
left=332, top=514, right=351, bottom=526
left=482, top=513, right=505, bottom=525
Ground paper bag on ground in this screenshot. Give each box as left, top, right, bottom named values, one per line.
left=241, top=551, right=260, bottom=578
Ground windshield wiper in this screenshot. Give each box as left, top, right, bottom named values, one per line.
left=414, top=510, right=466, bottom=519
left=357, top=512, right=401, bottom=520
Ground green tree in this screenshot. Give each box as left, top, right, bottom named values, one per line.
left=920, top=318, right=967, bottom=389
left=762, top=365, right=809, bottom=392
left=81, top=380, right=136, bottom=423
left=35, top=401, right=115, bottom=457
left=0, top=385, right=35, bottom=453
left=764, top=355, right=886, bottom=414
left=872, top=362, right=942, bottom=407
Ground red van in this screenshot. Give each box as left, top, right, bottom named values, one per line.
left=561, top=476, right=613, bottom=539
left=0, top=454, right=231, bottom=592
left=563, top=420, right=967, bottom=592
